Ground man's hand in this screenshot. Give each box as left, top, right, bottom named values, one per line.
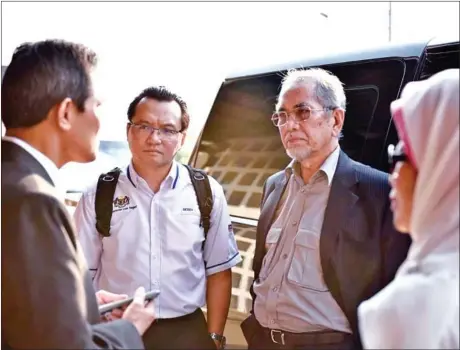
left=96, top=289, right=128, bottom=321
left=122, top=287, right=156, bottom=335
left=212, top=338, right=222, bottom=349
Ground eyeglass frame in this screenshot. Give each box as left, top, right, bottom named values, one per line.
left=387, top=143, right=408, bottom=171
left=127, top=121, right=184, bottom=139
left=271, top=105, right=337, bottom=127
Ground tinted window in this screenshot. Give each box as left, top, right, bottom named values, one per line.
left=194, top=59, right=406, bottom=219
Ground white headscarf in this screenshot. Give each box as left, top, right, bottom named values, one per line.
left=391, top=68, right=459, bottom=264
left=358, top=69, right=460, bottom=349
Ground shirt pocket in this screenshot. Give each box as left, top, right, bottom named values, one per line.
left=259, top=227, right=282, bottom=279
left=171, top=209, right=204, bottom=252
left=286, top=229, right=328, bottom=292
left=109, top=208, right=138, bottom=234
left=178, top=208, right=201, bottom=225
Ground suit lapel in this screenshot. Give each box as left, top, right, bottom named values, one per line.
left=320, top=151, right=359, bottom=283
left=253, top=173, right=287, bottom=278
left=259, top=175, right=287, bottom=239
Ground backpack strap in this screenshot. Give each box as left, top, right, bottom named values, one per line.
left=95, top=167, right=122, bottom=237
left=184, top=165, right=213, bottom=241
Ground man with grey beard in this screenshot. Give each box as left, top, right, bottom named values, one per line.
left=240, top=68, right=411, bottom=350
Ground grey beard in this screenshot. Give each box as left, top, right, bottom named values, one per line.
left=286, top=147, right=312, bottom=162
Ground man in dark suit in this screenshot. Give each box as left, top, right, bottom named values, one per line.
left=1, top=39, right=155, bottom=349
left=240, top=68, right=411, bottom=349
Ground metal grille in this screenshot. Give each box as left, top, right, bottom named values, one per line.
left=197, top=136, right=289, bottom=314
left=230, top=222, right=257, bottom=314
left=200, top=136, right=289, bottom=220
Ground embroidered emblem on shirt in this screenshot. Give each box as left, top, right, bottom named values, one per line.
left=182, top=208, right=194, bottom=212
left=113, top=195, right=130, bottom=208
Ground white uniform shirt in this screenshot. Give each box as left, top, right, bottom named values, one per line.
left=74, top=161, right=241, bottom=318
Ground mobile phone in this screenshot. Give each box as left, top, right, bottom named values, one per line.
left=99, top=290, right=159, bottom=315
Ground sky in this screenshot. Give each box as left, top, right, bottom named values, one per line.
left=1, top=1, right=459, bottom=153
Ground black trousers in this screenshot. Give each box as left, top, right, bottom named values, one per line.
left=142, top=308, right=216, bottom=350
left=247, top=329, right=355, bottom=350
left=243, top=315, right=356, bottom=350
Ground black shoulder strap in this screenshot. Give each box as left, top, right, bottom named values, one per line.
left=184, top=164, right=213, bottom=239
left=95, top=167, right=122, bottom=237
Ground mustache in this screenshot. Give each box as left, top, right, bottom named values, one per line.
left=286, top=133, right=307, bottom=141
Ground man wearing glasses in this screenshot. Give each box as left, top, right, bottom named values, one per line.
left=74, top=86, right=241, bottom=350
left=240, top=68, right=411, bottom=349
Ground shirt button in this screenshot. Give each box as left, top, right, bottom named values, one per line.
left=292, top=221, right=297, bottom=226
left=270, top=319, right=275, bottom=324
left=282, top=254, right=288, bottom=259
left=272, top=286, right=278, bottom=292
left=151, top=255, right=157, bottom=260
left=301, top=188, right=305, bottom=193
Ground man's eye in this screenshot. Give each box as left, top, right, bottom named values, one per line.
left=163, top=129, right=176, bottom=134
left=139, top=125, right=150, bottom=131
left=296, top=108, right=311, bottom=119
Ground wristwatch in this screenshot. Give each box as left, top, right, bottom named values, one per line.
left=209, top=333, right=226, bottom=349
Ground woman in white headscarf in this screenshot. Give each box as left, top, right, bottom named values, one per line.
left=358, top=69, right=459, bottom=349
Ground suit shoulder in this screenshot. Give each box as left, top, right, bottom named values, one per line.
left=3, top=188, right=67, bottom=215
left=352, top=161, right=391, bottom=196
left=353, top=160, right=389, bottom=182
left=2, top=168, right=59, bottom=203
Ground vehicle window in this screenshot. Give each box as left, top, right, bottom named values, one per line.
left=420, top=42, right=460, bottom=80
left=195, top=59, right=406, bottom=220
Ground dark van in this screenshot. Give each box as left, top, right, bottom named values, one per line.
left=188, top=37, right=459, bottom=348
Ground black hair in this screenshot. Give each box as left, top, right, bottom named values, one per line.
left=1, top=39, right=97, bottom=128
left=127, top=86, right=190, bottom=131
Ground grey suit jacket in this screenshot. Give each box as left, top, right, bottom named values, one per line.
left=1, top=140, right=145, bottom=349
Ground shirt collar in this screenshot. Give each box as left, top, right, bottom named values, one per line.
left=127, top=160, right=180, bottom=190
left=285, top=146, right=341, bottom=186
left=2, top=136, right=61, bottom=187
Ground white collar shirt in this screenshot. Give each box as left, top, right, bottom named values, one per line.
left=74, top=160, right=242, bottom=318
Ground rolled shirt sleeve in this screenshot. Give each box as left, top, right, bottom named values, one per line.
left=203, top=177, right=242, bottom=276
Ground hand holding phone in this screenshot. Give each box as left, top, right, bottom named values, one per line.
left=99, top=290, right=159, bottom=315
left=121, top=287, right=157, bottom=335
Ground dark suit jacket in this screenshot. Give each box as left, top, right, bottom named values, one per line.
left=247, top=150, right=411, bottom=348
left=1, top=140, right=144, bottom=349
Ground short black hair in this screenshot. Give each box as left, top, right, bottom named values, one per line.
left=127, top=86, right=190, bottom=131
left=1, top=39, right=97, bottom=129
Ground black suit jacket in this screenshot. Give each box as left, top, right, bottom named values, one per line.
left=1, top=140, right=144, bottom=349
left=248, top=150, right=411, bottom=347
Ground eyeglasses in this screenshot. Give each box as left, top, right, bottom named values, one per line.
left=387, top=142, right=408, bottom=171
left=128, top=122, right=182, bottom=139
left=271, top=106, right=335, bottom=127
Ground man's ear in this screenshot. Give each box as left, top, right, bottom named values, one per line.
left=332, top=108, right=345, bottom=137
left=180, top=130, right=187, bottom=148
left=55, top=98, right=74, bottom=131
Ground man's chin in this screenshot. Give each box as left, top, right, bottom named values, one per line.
left=286, top=148, right=311, bottom=162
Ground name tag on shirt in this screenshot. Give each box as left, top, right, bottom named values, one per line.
left=180, top=207, right=199, bottom=215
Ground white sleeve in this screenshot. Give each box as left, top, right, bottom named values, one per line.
left=203, top=178, right=242, bottom=276
left=73, top=190, right=102, bottom=283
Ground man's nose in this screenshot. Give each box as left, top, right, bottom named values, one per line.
left=148, top=129, right=162, bottom=144
left=285, top=115, right=299, bottom=130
